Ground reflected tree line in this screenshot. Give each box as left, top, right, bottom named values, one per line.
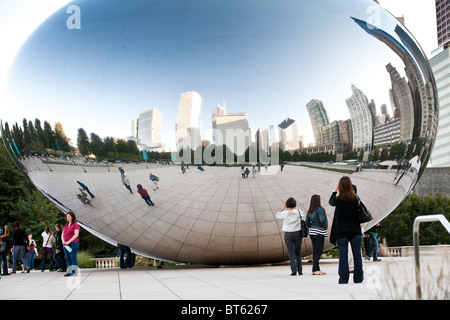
left=4, top=119, right=72, bottom=155
left=3, top=118, right=425, bottom=165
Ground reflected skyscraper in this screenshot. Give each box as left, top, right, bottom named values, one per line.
left=306, top=99, right=330, bottom=146
left=137, top=108, right=163, bottom=152
left=352, top=16, right=437, bottom=152
left=345, top=84, right=374, bottom=151
left=278, top=118, right=299, bottom=151
left=386, top=63, right=414, bottom=144
left=211, top=104, right=250, bottom=156
left=130, top=118, right=138, bottom=138
left=176, top=91, right=202, bottom=151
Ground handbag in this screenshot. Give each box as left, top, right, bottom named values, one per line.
left=39, top=233, right=51, bottom=256
left=356, top=195, right=373, bottom=223
left=298, top=209, right=309, bottom=238
left=0, top=240, right=5, bottom=253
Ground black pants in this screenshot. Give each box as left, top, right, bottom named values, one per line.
left=284, top=231, right=302, bottom=274
left=310, top=235, right=325, bottom=272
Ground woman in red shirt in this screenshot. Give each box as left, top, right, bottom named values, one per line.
left=62, top=211, right=80, bottom=277
left=137, top=184, right=155, bottom=206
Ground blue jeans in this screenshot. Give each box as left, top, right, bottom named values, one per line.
left=142, top=196, right=154, bottom=206
left=27, top=251, right=35, bottom=270
left=12, top=246, right=30, bottom=272
left=41, top=248, right=55, bottom=271
left=63, top=241, right=79, bottom=275
left=336, top=235, right=363, bottom=284
left=284, top=231, right=302, bottom=274
left=119, top=245, right=132, bottom=268
left=367, top=233, right=379, bottom=259
left=0, top=253, right=8, bottom=275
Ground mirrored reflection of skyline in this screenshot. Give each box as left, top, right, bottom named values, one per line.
left=0, top=0, right=438, bottom=266
left=1, top=0, right=412, bottom=153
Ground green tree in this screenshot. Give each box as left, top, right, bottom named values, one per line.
left=42, top=120, right=55, bottom=149
left=89, top=133, right=103, bottom=157
left=54, top=122, right=72, bottom=152
left=77, top=128, right=90, bottom=156
left=381, top=192, right=450, bottom=247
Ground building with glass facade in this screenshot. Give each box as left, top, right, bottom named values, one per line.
left=430, top=45, right=450, bottom=167
left=306, top=99, right=330, bottom=146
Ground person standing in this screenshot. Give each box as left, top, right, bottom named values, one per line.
left=305, top=195, right=328, bottom=275
left=11, top=221, right=30, bottom=274
left=121, top=175, right=133, bottom=194
left=137, top=184, right=155, bottom=206
left=366, top=223, right=382, bottom=261
left=117, top=243, right=132, bottom=269
left=149, top=173, right=159, bottom=191
left=62, top=211, right=80, bottom=277
left=41, top=227, right=56, bottom=272
left=275, top=197, right=304, bottom=276
left=27, top=233, right=37, bottom=270
left=54, top=224, right=67, bottom=272
left=0, top=225, right=11, bottom=277
left=329, top=176, right=364, bottom=284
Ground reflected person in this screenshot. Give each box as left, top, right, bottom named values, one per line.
left=137, top=184, right=155, bottom=206
left=77, top=181, right=95, bottom=198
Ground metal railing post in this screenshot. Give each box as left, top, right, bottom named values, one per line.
left=413, top=214, right=450, bottom=300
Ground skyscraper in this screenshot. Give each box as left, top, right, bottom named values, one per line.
left=306, top=99, right=330, bottom=146
left=176, top=91, right=202, bottom=151
left=137, top=108, right=163, bottom=151
left=278, top=118, right=299, bottom=151
left=436, top=0, right=450, bottom=47
left=386, top=63, right=414, bottom=144
left=345, top=85, right=374, bottom=151
left=130, top=118, right=138, bottom=138
left=211, top=104, right=250, bottom=156
left=428, top=0, right=450, bottom=167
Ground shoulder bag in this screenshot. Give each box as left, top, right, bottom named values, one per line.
left=39, top=233, right=51, bottom=256
left=298, top=209, right=309, bottom=238
left=356, top=195, right=373, bottom=223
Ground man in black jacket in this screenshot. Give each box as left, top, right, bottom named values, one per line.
left=11, top=221, right=30, bottom=273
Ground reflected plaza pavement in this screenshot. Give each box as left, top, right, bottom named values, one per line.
left=21, top=158, right=411, bottom=265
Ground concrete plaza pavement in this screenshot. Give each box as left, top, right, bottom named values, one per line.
left=0, top=256, right=447, bottom=301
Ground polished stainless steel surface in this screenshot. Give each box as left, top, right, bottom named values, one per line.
left=0, top=0, right=438, bottom=264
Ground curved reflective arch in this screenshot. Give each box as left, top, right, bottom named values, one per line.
left=0, top=0, right=438, bottom=265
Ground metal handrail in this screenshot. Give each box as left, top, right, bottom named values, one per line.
left=413, top=214, right=450, bottom=300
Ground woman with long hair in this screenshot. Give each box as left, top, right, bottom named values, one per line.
left=40, top=226, right=56, bottom=272
left=305, top=194, right=328, bottom=275
left=329, top=176, right=363, bottom=284
left=137, top=184, right=155, bottom=206
left=62, top=211, right=80, bottom=277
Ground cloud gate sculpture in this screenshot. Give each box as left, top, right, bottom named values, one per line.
left=1, top=0, right=438, bottom=265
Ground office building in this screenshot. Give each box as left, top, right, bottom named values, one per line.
left=345, top=85, right=374, bottom=151
left=176, top=91, right=202, bottom=151
left=211, top=104, right=250, bottom=156
left=278, top=118, right=299, bottom=151
left=137, top=108, right=163, bottom=152
left=306, top=99, right=330, bottom=146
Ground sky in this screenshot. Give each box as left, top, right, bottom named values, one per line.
left=0, top=0, right=438, bottom=151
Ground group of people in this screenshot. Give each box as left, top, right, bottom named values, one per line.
left=276, top=175, right=380, bottom=284
left=240, top=166, right=257, bottom=179
left=119, top=167, right=159, bottom=207
left=0, top=211, right=81, bottom=279
left=393, top=159, right=410, bottom=185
